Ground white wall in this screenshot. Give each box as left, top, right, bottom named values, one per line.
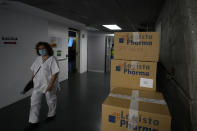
left=80, top=30, right=88, bottom=73
left=87, top=32, right=113, bottom=73
left=0, top=1, right=88, bottom=109
left=0, top=8, right=48, bottom=108
left=48, top=21, right=68, bottom=81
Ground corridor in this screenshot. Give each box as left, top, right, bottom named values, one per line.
left=0, top=72, right=110, bottom=131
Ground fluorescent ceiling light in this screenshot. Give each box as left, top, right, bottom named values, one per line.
left=102, top=25, right=121, bottom=30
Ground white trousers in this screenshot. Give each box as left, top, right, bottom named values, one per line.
left=29, top=88, right=57, bottom=123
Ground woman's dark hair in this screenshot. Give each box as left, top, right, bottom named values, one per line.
left=35, top=42, right=54, bottom=56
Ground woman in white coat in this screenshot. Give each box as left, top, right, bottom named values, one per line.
left=24, top=42, right=60, bottom=131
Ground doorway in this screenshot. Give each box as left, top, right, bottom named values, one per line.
left=68, top=29, right=80, bottom=76
left=105, top=36, right=114, bottom=73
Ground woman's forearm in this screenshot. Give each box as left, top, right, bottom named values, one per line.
left=48, top=73, right=58, bottom=88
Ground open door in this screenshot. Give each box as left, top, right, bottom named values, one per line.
left=68, top=29, right=80, bottom=76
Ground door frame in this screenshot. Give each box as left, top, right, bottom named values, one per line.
left=68, top=28, right=80, bottom=73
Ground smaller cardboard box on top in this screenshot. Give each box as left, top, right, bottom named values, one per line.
left=102, top=87, right=171, bottom=131
left=114, top=32, right=159, bottom=62
left=110, top=59, right=157, bottom=91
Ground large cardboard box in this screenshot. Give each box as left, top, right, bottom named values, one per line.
left=110, top=60, right=157, bottom=91
left=102, top=87, right=171, bottom=131
left=114, top=32, right=159, bottom=62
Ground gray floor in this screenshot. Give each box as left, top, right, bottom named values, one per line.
left=0, top=72, right=110, bottom=131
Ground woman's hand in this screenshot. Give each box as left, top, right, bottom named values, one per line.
left=45, top=84, right=53, bottom=93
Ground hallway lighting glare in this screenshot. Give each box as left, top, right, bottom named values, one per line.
left=102, top=25, right=121, bottom=30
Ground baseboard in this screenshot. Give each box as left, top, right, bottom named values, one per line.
left=88, top=70, right=104, bottom=73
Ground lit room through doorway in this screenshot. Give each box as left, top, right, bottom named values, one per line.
left=68, top=29, right=80, bottom=76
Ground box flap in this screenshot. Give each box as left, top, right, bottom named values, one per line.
left=103, top=87, right=171, bottom=117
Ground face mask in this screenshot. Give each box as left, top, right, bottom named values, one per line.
left=39, top=49, right=47, bottom=56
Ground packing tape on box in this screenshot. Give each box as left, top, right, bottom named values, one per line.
left=131, top=61, right=138, bottom=70
left=133, top=32, right=140, bottom=42
left=109, top=91, right=166, bottom=131
left=128, top=90, right=139, bottom=130
left=109, top=92, right=166, bottom=105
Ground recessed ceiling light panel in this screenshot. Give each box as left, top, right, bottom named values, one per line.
left=102, top=24, right=122, bottom=30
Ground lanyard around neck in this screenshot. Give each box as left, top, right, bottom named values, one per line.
left=32, top=57, right=50, bottom=80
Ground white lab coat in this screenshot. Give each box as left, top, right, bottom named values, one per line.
left=29, top=56, right=60, bottom=123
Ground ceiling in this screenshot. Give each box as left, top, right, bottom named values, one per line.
left=13, top=0, right=165, bottom=32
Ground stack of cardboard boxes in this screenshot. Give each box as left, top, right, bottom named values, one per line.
left=102, top=32, right=171, bottom=131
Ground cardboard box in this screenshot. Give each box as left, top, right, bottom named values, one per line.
left=110, top=60, right=157, bottom=91
left=102, top=87, right=171, bottom=131
left=114, top=32, right=159, bottom=62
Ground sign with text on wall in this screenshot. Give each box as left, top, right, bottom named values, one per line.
left=1, top=36, right=18, bottom=45
left=49, top=35, right=66, bottom=60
